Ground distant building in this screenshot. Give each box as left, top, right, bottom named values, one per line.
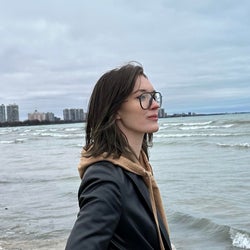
left=0, top=104, right=6, bottom=122
left=75, top=109, right=84, bottom=121
left=63, top=108, right=85, bottom=121
left=45, top=112, right=56, bottom=122
left=158, top=108, right=167, bottom=118
left=6, top=104, right=19, bottom=122
left=70, top=109, right=76, bottom=121
left=28, top=110, right=56, bottom=122
left=28, top=110, right=45, bottom=121
left=63, top=109, right=70, bottom=121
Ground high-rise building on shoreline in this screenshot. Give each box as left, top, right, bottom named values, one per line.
left=6, top=104, right=19, bottom=122
left=158, top=108, right=167, bottom=118
left=63, top=108, right=85, bottom=121
left=28, top=110, right=56, bottom=122
left=0, top=104, right=6, bottom=122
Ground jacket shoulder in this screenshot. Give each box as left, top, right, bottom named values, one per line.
left=83, top=161, right=125, bottom=180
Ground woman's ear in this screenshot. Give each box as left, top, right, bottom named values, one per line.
left=115, top=111, right=121, bottom=120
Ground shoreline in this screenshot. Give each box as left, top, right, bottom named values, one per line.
left=0, top=120, right=85, bottom=128
left=165, top=111, right=250, bottom=118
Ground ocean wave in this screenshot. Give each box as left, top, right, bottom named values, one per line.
left=63, top=127, right=82, bottom=132
left=0, top=180, right=13, bottom=184
left=171, top=211, right=250, bottom=249
left=179, top=124, right=234, bottom=130
left=171, top=211, right=230, bottom=234
left=39, top=132, right=82, bottom=139
left=223, top=120, right=250, bottom=126
left=230, top=228, right=250, bottom=249
left=162, top=121, right=214, bottom=127
left=154, top=133, right=233, bottom=138
left=34, top=129, right=47, bottom=132
left=217, top=143, right=250, bottom=149
left=0, top=139, right=25, bottom=144
left=0, top=140, right=14, bottom=144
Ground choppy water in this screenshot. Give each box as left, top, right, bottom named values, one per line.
left=0, top=113, right=249, bottom=250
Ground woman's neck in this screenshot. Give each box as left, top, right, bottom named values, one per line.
left=126, top=134, right=143, bottom=159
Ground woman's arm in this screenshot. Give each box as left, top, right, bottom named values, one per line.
left=65, top=163, right=122, bottom=250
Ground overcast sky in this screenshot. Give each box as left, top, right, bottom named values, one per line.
left=0, top=0, right=250, bottom=120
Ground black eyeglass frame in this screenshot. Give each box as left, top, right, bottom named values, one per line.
left=137, top=91, right=162, bottom=110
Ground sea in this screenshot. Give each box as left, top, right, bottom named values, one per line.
left=0, top=113, right=249, bottom=250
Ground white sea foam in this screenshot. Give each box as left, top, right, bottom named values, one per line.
left=48, top=128, right=58, bottom=132
left=217, top=143, right=250, bottom=149
left=162, top=121, right=214, bottom=127
left=155, top=133, right=232, bottom=138
left=0, top=140, right=13, bottom=144
left=23, top=129, right=31, bottom=132
left=231, top=231, right=250, bottom=249
left=0, top=139, right=26, bottom=144
left=64, top=128, right=80, bottom=132
left=34, top=129, right=47, bottom=132
left=179, top=124, right=234, bottom=130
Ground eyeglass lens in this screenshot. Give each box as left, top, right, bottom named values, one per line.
left=140, top=92, right=162, bottom=109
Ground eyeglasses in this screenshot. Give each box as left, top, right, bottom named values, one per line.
left=137, top=92, right=162, bottom=110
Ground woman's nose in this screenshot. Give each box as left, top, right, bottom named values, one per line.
left=150, top=98, right=160, bottom=109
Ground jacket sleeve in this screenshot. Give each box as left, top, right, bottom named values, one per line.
left=65, top=163, right=122, bottom=250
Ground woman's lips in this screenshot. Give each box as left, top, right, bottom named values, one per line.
left=148, top=114, right=158, bottom=120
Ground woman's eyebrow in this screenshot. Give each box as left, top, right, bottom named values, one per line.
left=132, top=89, right=155, bottom=94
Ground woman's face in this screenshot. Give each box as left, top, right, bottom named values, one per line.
left=116, top=75, right=160, bottom=140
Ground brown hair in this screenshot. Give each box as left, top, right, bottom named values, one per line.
left=84, top=62, right=153, bottom=161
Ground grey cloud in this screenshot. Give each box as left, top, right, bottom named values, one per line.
left=0, top=0, right=250, bottom=119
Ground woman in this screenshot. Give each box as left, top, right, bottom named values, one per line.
left=66, top=62, right=173, bottom=249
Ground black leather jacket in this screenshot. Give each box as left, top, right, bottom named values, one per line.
left=66, top=161, right=172, bottom=250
